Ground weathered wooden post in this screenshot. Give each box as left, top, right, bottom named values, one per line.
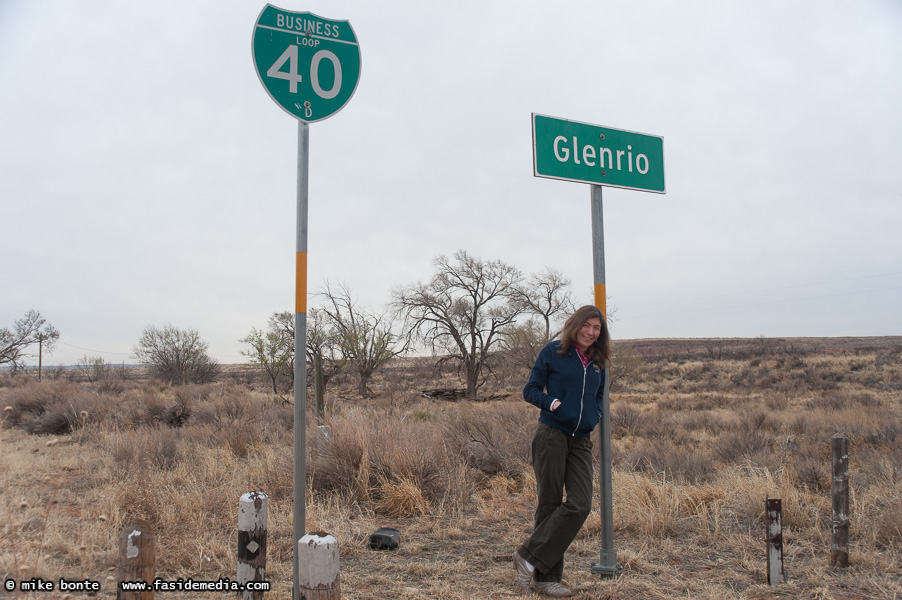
left=765, top=497, right=786, bottom=584
left=831, top=434, right=850, bottom=568
left=117, top=518, right=156, bottom=600
left=238, top=491, right=268, bottom=599
left=298, top=533, right=340, bottom=600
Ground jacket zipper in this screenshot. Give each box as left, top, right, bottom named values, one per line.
left=572, top=354, right=588, bottom=436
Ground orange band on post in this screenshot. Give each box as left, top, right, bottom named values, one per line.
left=594, top=283, right=606, bottom=321
left=296, top=252, right=307, bottom=314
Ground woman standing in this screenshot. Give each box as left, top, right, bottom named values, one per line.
left=513, top=305, right=613, bottom=597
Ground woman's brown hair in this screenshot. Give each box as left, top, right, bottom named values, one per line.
left=557, top=305, right=613, bottom=366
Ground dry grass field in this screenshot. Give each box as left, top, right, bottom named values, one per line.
left=1, top=336, right=901, bottom=599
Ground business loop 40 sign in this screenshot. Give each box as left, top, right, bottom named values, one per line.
left=252, top=5, right=361, bottom=122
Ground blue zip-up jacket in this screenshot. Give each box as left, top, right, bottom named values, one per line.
left=523, top=340, right=605, bottom=438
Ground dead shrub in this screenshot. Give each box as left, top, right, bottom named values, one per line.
left=655, top=394, right=682, bottom=411
left=873, top=494, right=902, bottom=548
left=312, top=411, right=479, bottom=514
left=312, top=415, right=370, bottom=499
left=313, top=415, right=444, bottom=504
left=615, top=472, right=686, bottom=537
left=742, top=408, right=780, bottom=433
left=223, top=422, right=263, bottom=458
left=256, top=445, right=294, bottom=502
left=722, top=465, right=829, bottom=531
left=446, top=402, right=532, bottom=477
left=131, top=390, right=193, bottom=428
left=641, top=414, right=687, bottom=443
left=875, top=345, right=902, bottom=366
left=764, top=393, right=789, bottom=411
left=211, top=392, right=259, bottom=431
left=610, top=404, right=644, bottom=436
left=173, top=383, right=217, bottom=404
left=679, top=361, right=713, bottom=383
left=260, top=402, right=294, bottom=440
left=680, top=411, right=726, bottom=433
left=866, top=419, right=902, bottom=448
left=846, top=391, right=882, bottom=407
left=714, top=430, right=768, bottom=464
left=106, top=427, right=182, bottom=474
left=368, top=424, right=446, bottom=504
left=108, top=389, right=193, bottom=429
left=115, top=472, right=164, bottom=524
left=806, top=391, right=848, bottom=411
left=800, top=365, right=845, bottom=391
left=791, top=454, right=830, bottom=492
left=3, top=381, right=110, bottom=435
left=621, top=438, right=714, bottom=483
left=374, top=474, right=431, bottom=517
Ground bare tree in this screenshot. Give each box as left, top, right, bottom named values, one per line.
left=75, top=355, right=112, bottom=383
left=306, top=308, right=345, bottom=381
left=0, top=309, right=60, bottom=372
left=503, top=267, right=575, bottom=371
left=499, top=318, right=548, bottom=373
left=306, top=307, right=345, bottom=416
left=393, top=250, right=523, bottom=399
left=133, top=324, right=219, bottom=385
left=240, top=311, right=295, bottom=394
left=319, top=281, right=406, bottom=397
left=513, top=267, right=575, bottom=342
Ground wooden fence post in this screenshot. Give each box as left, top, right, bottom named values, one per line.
left=831, top=434, right=850, bottom=568
left=298, top=533, right=340, bottom=600
left=238, top=491, right=268, bottom=599
left=765, top=497, right=786, bottom=584
left=117, top=518, right=156, bottom=600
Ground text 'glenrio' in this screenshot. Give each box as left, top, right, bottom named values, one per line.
left=532, top=113, right=665, bottom=193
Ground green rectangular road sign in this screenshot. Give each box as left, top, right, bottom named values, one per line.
left=532, top=113, right=665, bottom=193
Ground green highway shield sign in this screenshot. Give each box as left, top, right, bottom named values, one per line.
left=532, top=114, right=665, bottom=193
left=252, top=5, right=361, bottom=122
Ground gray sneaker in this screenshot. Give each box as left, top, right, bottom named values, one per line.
left=532, top=581, right=572, bottom=598
left=512, top=551, right=532, bottom=593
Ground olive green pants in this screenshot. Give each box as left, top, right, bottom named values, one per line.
left=517, top=422, right=593, bottom=583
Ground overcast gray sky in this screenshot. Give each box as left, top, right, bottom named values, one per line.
left=2, top=1, right=901, bottom=366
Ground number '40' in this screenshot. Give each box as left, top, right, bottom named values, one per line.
left=266, top=45, right=342, bottom=100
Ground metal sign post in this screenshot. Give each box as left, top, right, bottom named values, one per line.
left=293, top=121, right=309, bottom=598
left=252, top=7, right=361, bottom=598
left=589, top=184, right=620, bottom=577
left=532, top=113, right=665, bottom=579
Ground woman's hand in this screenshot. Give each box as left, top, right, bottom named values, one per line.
left=550, top=399, right=561, bottom=411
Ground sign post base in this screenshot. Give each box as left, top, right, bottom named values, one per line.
left=591, top=554, right=623, bottom=578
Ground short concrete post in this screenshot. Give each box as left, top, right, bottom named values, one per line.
left=298, top=533, right=340, bottom=600
left=831, top=434, right=850, bottom=568
left=765, top=497, right=786, bottom=584
left=117, top=518, right=156, bottom=600
left=238, top=491, right=268, bottom=599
